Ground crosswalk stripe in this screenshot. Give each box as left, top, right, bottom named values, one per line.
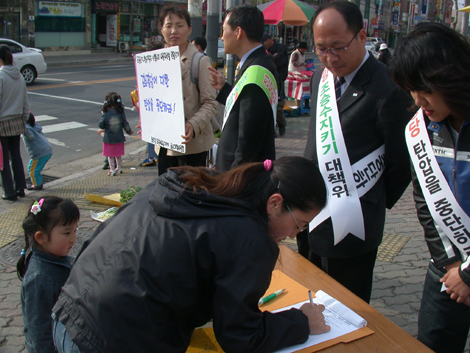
left=42, top=122, right=88, bottom=133
left=35, top=115, right=58, bottom=122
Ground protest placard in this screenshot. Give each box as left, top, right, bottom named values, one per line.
left=134, top=46, right=186, bottom=153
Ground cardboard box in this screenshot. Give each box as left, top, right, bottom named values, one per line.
left=284, top=99, right=300, bottom=108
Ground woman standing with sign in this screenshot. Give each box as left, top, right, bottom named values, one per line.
left=389, top=22, right=470, bottom=353
left=157, top=7, right=218, bottom=175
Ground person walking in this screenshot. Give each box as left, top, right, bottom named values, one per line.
left=0, top=45, right=29, bottom=201
left=389, top=22, right=470, bottom=353
left=22, top=113, right=53, bottom=191
left=297, top=1, right=414, bottom=303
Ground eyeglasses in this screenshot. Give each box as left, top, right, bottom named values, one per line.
left=285, top=203, right=307, bottom=232
left=315, top=31, right=360, bottom=56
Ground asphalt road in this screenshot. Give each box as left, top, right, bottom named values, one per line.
left=23, top=62, right=141, bottom=175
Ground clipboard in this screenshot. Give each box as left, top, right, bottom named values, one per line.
left=187, top=270, right=373, bottom=353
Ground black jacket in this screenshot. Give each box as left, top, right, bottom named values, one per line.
left=301, top=55, right=413, bottom=257
left=216, top=47, right=278, bottom=172
left=53, top=170, right=309, bottom=353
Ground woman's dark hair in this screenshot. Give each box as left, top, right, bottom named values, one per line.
left=27, top=112, right=35, bottom=127
left=389, top=22, right=470, bottom=120
left=225, top=4, right=265, bottom=43
left=175, top=156, right=327, bottom=227
left=17, top=196, right=80, bottom=281
left=102, top=92, right=124, bottom=114
left=159, top=7, right=191, bottom=28
left=0, top=45, right=13, bottom=65
left=312, top=1, right=363, bottom=35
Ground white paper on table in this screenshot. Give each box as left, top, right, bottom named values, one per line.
left=272, top=290, right=367, bottom=353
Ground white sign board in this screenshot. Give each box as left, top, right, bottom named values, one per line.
left=106, top=14, right=117, bottom=47
left=134, top=47, right=186, bottom=153
left=38, top=1, right=82, bottom=17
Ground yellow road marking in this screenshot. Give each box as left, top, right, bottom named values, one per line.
left=28, top=77, right=136, bottom=91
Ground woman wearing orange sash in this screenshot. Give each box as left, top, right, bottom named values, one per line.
left=389, top=22, right=470, bottom=353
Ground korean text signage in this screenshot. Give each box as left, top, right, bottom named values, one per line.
left=134, top=47, right=186, bottom=153
left=38, top=1, right=82, bottom=17
left=94, top=1, right=119, bottom=12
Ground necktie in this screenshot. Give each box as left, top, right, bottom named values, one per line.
left=235, top=64, right=240, bottom=80
left=335, top=76, right=345, bottom=99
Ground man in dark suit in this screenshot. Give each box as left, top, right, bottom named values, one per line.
left=262, top=32, right=288, bottom=136
left=297, top=1, right=413, bottom=303
left=208, top=5, right=278, bottom=172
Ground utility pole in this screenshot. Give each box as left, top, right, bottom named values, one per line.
left=463, top=0, right=470, bottom=36
left=206, top=0, right=220, bottom=64
left=225, top=0, right=240, bottom=85
left=188, top=0, right=203, bottom=40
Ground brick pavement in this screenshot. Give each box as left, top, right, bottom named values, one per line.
left=0, top=109, right=467, bottom=351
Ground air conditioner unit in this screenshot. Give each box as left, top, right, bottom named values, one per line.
left=118, top=41, right=130, bottom=53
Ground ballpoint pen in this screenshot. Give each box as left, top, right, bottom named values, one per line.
left=258, top=288, right=286, bottom=306
left=308, top=290, right=314, bottom=305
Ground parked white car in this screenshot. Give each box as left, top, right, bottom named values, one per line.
left=0, top=38, right=47, bottom=84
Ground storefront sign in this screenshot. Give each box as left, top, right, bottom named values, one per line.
left=94, top=1, right=119, bottom=12
left=134, top=47, right=186, bottom=153
left=38, top=1, right=82, bottom=17
left=106, top=14, right=117, bottom=46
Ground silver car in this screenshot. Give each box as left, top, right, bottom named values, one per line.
left=0, top=38, right=47, bottom=84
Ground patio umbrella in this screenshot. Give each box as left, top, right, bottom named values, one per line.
left=458, top=5, right=470, bottom=11
left=257, top=0, right=316, bottom=26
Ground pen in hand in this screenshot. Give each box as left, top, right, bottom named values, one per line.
left=258, top=288, right=286, bottom=306
left=308, top=290, right=314, bottom=305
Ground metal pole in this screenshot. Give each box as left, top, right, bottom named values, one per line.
left=225, top=0, right=240, bottom=85
left=206, top=0, right=220, bottom=64
left=188, top=0, right=203, bottom=40
left=463, top=0, right=470, bottom=37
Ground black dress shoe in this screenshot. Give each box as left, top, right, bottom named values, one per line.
left=2, top=195, right=17, bottom=201
left=16, top=190, right=25, bottom=198
left=279, top=124, right=286, bottom=136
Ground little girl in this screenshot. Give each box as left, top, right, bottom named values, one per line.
left=22, top=112, right=53, bottom=191
left=97, top=93, right=133, bottom=176
left=17, top=196, right=80, bottom=353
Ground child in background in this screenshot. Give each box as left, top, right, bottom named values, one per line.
left=22, top=113, right=53, bottom=191
left=17, top=196, right=80, bottom=353
left=101, top=91, right=117, bottom=170
left=97, top=93, right=133, bottom=176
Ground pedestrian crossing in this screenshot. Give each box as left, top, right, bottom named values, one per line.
left=35, top=115, right=88, bottom=133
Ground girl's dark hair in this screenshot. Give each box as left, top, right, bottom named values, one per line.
left=0, top=45, right=13, bottom=65
left=17, top=196, right=80, bottom=281
left=159, top=7, right=191, bottom=28
left=175, top=156, right=327, bottom=227
left=389, top=22, right=470, bottom=120
left=27, top=112, right=35, bottom=127
left=102, top=92, right=124, bottom=114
